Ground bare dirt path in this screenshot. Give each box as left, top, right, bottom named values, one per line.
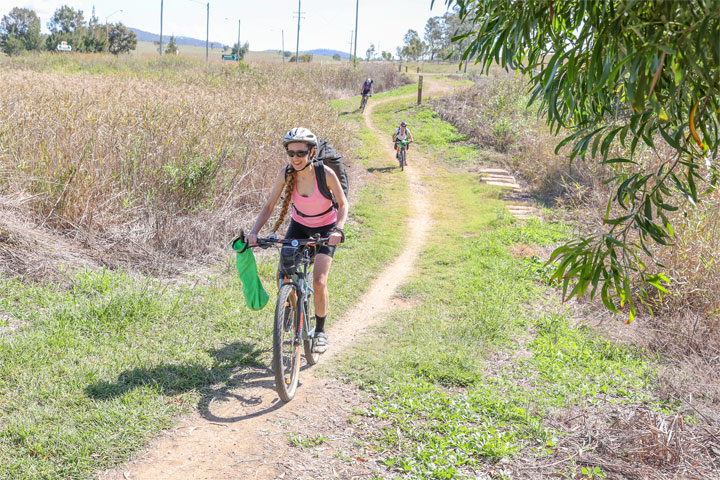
left=99, top=82, right=446, bottom=480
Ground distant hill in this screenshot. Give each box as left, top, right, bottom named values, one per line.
left=267, top=48, right=350, bottom=59
left=129, top=27, right=228, bottom=50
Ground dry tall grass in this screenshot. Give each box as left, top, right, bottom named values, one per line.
left=0, top=54, right=374, bottom=270
left=430, top=70, right=720, bottom=353
left=430, top=70, right=605, bottom=205
left=275, top=61, right=412, bottom=98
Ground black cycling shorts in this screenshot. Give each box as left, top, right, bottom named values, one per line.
left=284, top=219, right=337, bottom=258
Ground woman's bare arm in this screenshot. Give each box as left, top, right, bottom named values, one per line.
left=249, top=167, right=287, bottom=237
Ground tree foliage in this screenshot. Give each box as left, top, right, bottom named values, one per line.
left=165, top=35, right=178, bottom=55
left=366, top=43, right=376, bottom=61
left=439, top=0, right=720, bottom=321
left=107, top=23, right=137, bottom=55
left=83, top=14, right=108, bottom=53
left=0, top=7, right=43, bottom=54
left=47, top=5, right=85, bottom=34
left=231, top=41, right=249, bottom=60
left=424, top=16, right=446, bottom=60
left=45, top=5, right=87, bottom=52
left=401, top=29, right=425, bottom=61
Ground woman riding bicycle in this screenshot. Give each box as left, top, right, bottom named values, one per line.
left=393, top=121, right=414, bottom=161
left=247, top=127, right=348, bottom=353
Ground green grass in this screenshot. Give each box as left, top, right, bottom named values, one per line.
left=370, top=97, right=481, bottom=166
left=334, top=95, right=661, bottom=479
left=288, top=433, right=327, bottom=449
left=0, top=124, right=408, bottom=479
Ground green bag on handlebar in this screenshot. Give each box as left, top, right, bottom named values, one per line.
left=231, top=234, right=269, bottom=311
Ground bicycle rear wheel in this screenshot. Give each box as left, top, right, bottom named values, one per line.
left=302, top=271, right=320, bottom=366
left=273, top=283, right=301, bottom=402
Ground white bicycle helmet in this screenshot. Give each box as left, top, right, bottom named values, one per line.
left=283, top=127, right=317, bottom=147
left=366, top=77, right=372, bottom=83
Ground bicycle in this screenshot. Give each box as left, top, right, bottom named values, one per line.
left=395, top=139, right=411, bottom=171
left=248, top=233, right=330, bottom=402
left=359, top=93, right=371, bottom=112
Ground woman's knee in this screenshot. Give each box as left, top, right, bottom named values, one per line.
left=313, top=274, right=328, bottom=291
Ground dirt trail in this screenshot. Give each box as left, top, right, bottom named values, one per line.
left=99, top=82, right=447, bottom=480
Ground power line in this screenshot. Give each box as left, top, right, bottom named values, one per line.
left=353, top=0, right=359, bottom=68
left=293, top=0, right=305, bottom=64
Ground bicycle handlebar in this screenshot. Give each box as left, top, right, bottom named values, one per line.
left=253, top=235, right=331, bottom=249
left=232, top=231, right=335, bottom=253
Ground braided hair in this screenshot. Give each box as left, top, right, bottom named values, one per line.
left=270, top=169, right=296, bottom=233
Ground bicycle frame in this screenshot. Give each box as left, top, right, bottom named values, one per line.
left=251, top=235, right=327, bottom=341
left=279, top=245, right=315, bottom=342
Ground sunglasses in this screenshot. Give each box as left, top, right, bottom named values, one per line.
left=286, top=149, right=310, bottom=158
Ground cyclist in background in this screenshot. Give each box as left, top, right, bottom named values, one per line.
left=247, top=127, right=348, bottom=354
left=360, top=78, right=373, bottom=107
left=361, top=78, right=374, bottom=96
left=392, top=121, right=414, bottom=161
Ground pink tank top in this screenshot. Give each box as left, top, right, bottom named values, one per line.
left=290, top=174, right=338, bottom=228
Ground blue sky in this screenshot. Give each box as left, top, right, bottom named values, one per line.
left=0, top=0, right=450, bottom=54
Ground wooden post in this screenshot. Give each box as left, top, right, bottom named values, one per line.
left=417, top=75, right=423, bottom=105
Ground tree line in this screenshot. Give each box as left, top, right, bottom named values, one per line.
left=0, top=5, right=137, bottom=56
left=360, top=9, right=469, bottom=63
left=397, top=8, right=468, bottom=62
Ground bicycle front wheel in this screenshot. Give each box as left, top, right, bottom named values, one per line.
left=400, top=148, right=406, bottom=171
left=273, top=283, right=301, bottom=402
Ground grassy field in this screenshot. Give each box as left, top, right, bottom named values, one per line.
left=326, top=91, right=709, bottom=479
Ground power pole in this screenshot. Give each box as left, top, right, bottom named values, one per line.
left=205, top=2, right=209, bottom=62
left=159, top=0, right=163, bottom=55
left=353, top=0, right=359, bottom=67
left=282, top=29, right=285, bottom=63
left=294, top=0, right=304, bottom=64
left=348, top=30, right=353, bottom=63
left=237, top=19, right=241, bottom=62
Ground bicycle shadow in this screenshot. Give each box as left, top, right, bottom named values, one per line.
left=367, top=166, right=397, bottom=173
left=85, top=342, right=293, bottom=423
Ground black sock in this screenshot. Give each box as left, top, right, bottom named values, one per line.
left=315, top=315, right=326, bottom=333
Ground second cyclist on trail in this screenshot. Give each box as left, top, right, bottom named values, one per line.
left=392, top=121, right=414, bottom=162
left=360, top=78, right=373, bottom=110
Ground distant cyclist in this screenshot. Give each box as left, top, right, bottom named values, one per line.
left=360, top=78, right=374, bottom=110
left=361, top=77, right=374, bottom=97
left=392, top=121, right=414, bottom=161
